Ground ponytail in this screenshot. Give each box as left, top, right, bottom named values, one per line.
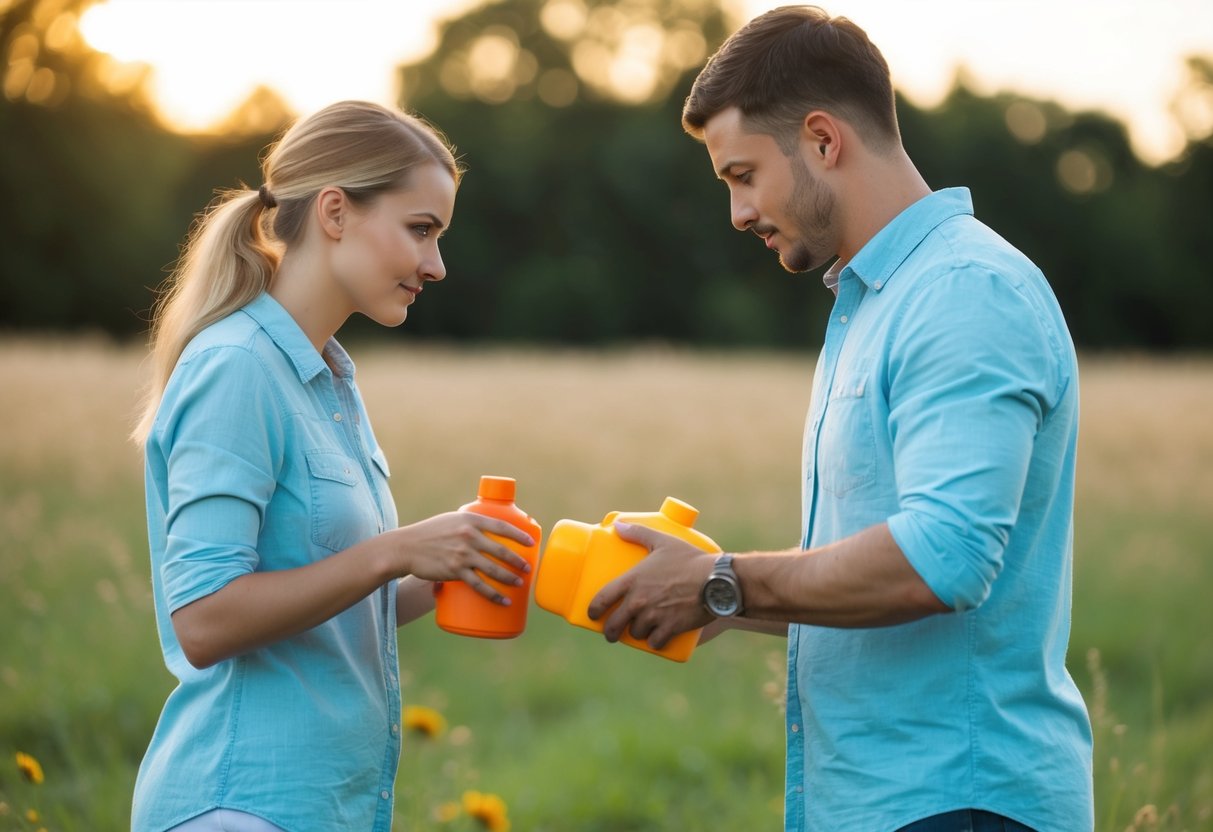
left=131, top=188, right=279, bottom=443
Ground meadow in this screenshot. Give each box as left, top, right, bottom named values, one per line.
left=1, top=337, right=1211, bottom=831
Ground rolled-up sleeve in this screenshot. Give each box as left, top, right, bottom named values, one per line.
left=153, top=346, right=285, bottom=613
left=885, top=267, right=1061, bottom=611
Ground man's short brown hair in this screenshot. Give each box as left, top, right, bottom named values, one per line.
left=682, top=5, right=899, bottom=154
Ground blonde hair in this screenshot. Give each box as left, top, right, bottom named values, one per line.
left=132, top=101, right=460, bottom=443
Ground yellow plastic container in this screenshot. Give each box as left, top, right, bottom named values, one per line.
left=434, top=476, right=542, bottom=639
left=534, top=497, right=721, bottom=662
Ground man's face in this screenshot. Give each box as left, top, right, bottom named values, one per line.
left=703, top=107, right=837, bottom=273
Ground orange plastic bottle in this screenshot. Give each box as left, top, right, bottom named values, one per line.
left=534, top=497, right=721, bottom=662
left=433, top=476, right=543, bottom=639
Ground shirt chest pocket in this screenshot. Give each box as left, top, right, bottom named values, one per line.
left=369, top=447, right=397, bottom=529
left=818, top=365, right=877, bottom=497
left=306, top=449, right=380, bottom=553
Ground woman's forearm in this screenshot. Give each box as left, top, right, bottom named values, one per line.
left=170, top=535, right=396, bottom=669
left=170, top=511, right=535, bottom=668
left=396, top=575, right=437, bottom=626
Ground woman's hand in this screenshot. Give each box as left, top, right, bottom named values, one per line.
left=390, top=512, right=534, bottom=605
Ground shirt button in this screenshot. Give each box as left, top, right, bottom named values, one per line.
left=791, top=723, right=800, bottom=732
left=874, top=281, right=883, bottom=290
left=840, top=315, right=849, bottom=324
left=333, top=412, right=343, bottom=422
left=381, top=790, right=390, bottom=800
left=796, top=785, right=804, bottom=794
left=391, top=723, right=400, bottom=735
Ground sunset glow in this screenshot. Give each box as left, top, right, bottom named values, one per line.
left=76, top=0, right=1213, bottom=163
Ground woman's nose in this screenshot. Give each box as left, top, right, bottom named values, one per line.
left=422, top=249, right=447, bottom=282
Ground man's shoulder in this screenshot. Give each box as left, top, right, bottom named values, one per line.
left=927, top=213, right=1042, bottom=285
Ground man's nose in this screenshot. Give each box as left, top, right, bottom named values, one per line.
left=730, top=194, right=757, bottom=231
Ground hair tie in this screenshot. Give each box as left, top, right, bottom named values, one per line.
left=258, top=184, right=277, bottom=209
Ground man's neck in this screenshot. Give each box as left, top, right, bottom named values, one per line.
left=837, top=149, right=932, bottom=263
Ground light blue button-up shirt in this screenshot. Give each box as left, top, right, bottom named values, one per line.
left=786, top=188, right=1093, bottom=831
left=133, top=293, right=402, bottom=832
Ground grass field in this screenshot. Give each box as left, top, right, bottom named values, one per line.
left=1, top=338, right=1211, bottom=831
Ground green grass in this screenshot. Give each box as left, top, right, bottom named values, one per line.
left=1, top=341, right=1211, bottom=830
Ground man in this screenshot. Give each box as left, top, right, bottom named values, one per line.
left=587, top=6, right=1094, bottom=831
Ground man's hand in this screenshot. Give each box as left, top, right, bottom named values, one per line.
left=586, top=522, right=717, bottom=650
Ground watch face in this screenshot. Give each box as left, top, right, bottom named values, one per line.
left=704, top=576, right=740, bottom=616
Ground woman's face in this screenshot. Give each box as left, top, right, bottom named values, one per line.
left=331, top=163, right=457, bottom=327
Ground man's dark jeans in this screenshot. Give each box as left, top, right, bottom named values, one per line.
left=895, top=809, right=1038, bottom=832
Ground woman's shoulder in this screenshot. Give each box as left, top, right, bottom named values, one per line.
left=182, top=305, right=262, bottom=358
left=166, top=307, right=288, bottom=401
left=156, top=310, right=287, bottom=434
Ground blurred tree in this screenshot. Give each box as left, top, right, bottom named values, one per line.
left=393, top=0, right=1212, bottom=351
left=3, top=0, right=146, bottom=107
left=901, top=65, right=1213, bottom=350
left=400, top=0, right=744, bottom=109
left=1157, top=57, right=1213, bottom=349
left=1, top=0, right=1210, bottom=352
left=392, top=0, right=826, bottom=348
left=2, top=0, right=184, bottom=333
left=0, top=0, right=286, bottom=336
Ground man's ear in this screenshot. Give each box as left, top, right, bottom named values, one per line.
left=803, top=111, right=842, bottom=168
left=316, top=186, right=347, bottom=240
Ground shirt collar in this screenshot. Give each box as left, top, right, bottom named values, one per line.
left=825, top=187, right=974, bottom=294
left=322, top=337, right=356, bottom=379
left=822, top=259, right=844, bottom=296
left=240, top=292, right=338, bottom=384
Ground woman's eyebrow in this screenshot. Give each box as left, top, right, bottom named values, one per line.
left=410, top=212, right=447, bottom=230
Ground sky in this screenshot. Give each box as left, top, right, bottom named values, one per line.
left=77, top=0, right=1213, bottom=165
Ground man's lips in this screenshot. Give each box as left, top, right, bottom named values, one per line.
left=752, top=226, right=778, bottom=250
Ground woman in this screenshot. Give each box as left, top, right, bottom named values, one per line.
left=130, top=101, right=532, bottom=831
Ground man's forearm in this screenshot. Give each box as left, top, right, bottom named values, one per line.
left=735, top=522, right=950, bottom=628
left=698, top=615, right=788, bottom=644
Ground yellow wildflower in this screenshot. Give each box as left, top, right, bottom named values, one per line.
left=402, top=705, right=447, bottom=739
left=25, top=808, right=40, bottom=822
left=461, top=790, right=511, bottom=832
left=15, top=752, right=44, bottom=785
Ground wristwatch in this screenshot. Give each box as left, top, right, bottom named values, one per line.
left=701, top=553, right=744, bottom=617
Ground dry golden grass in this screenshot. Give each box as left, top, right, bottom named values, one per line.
left=1075, top=354, right=1213, bottom=513
left=0, top=335, right=144, bottom=490
left=3, top=337, right=1211, bottom=547
left=354, top=344, right=810, bottom=548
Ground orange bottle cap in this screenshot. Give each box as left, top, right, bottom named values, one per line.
left=478, top=475, right=517, bottom=501
left=660, top=497, right=698, bottom=527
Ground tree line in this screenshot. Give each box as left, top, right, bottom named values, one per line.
left=2, top=0, right=1211, bottom=350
